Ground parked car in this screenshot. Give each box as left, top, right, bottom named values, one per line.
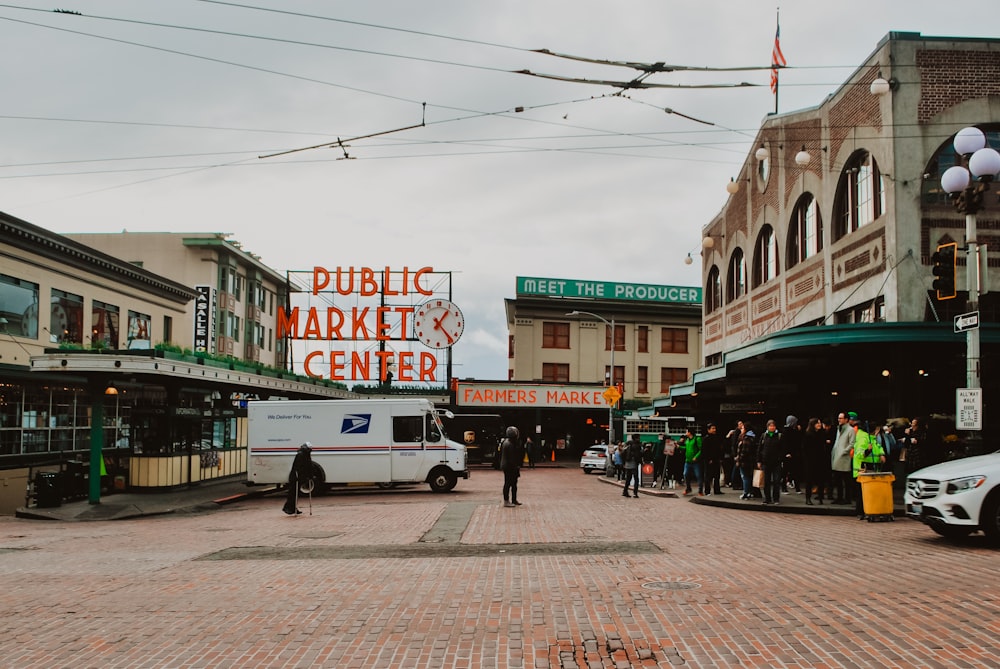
left=580, top=445, right=608, bottom=474
left=905, top=450, right=1000, bottom=544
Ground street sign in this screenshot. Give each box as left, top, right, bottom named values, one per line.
left=602, top=386, right=621, bottom=406
left=956, top=388, right=982, bottom=431
left=954, top=311, right=980, bottom=333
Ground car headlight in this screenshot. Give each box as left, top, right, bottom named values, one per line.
left=945, top=476, right=986, bottom=495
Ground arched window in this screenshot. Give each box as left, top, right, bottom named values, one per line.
left=726, top=249, right=747, bottom=302
left=706, top=266, right=722, bottom=314
left=787, top=193, right=823, bottom=268
left=833, top=150, right=885, bottom=241
left=751, top=225, right=778, bottom=288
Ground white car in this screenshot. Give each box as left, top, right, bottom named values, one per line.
left=580, top=445, right=608, bottom=474
left=905, top=450, right=1000, bottom=543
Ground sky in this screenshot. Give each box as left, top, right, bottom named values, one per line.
left=2, top=1, right=997, bottom=381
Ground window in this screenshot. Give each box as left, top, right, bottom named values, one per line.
left=255, top=323, right=265, bottom=347
left=92, top=300, right=120, bottom=348
left=660, top=367, right=688, bottom=393
left=163, top=315, right=173, bottom=344
left=637, top=326, right=648, bottom=353
left=50, top=288, right=84, bottom=344
left=392, top=415, right=423, bottom=443
left=637, top=366, right=648, bottom=394
left=542, top=322, right=570, bottom=349
left=127, top=310, right=152, bottom=348
left=706, top=266, right=722, bottom=314
left=787, top=193, right=823, bottom=268
left=225, top=312, right=241, bottom=342
left=542, top=363, right=570, bottom=383
left=661, top=328, right=688, bottom=354
left=752, top=224, right=779, bottom=288
left=833, top=150, right=885, bottom=240
left=834, top=296, right=886, bottom=324
left=605, top=324, right=625, bottom=352
left=508, top=335, right=514, bottom=359
left=727, top=249, right=747, bottom=302
left=603, top=365, right=625, bottom=387
left=0, top=274, right=39, bottom=339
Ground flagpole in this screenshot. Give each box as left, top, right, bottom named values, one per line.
left=774, top=9, right=780, bottom=114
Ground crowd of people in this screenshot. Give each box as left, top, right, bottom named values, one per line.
left=603, top=413, right=947, bottom=520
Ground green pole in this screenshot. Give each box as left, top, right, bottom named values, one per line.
left=89, top=387, right=104, bottom=505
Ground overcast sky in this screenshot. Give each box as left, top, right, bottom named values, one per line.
left=3, top=1, right=996, bottom=380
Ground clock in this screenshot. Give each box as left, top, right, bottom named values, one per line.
left=413, top=299, right=465, bottom=349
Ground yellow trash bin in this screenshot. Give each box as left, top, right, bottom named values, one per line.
left=857, top=472, right=895, bottom=520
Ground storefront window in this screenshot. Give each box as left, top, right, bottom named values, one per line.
left=127, top=309, right=152, bottom=349
left=0, top=274, right=40, bottom=339
left=51, top=288, right=84, bottom=344
left=92, top=300, right=120, bottom=348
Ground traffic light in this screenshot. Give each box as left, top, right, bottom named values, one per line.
left=932, top=242, right=958, bottom=300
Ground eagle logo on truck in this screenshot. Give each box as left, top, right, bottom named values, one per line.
left=341, top=414, right=372, bottom=434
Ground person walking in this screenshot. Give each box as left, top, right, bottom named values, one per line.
left=524, top=436, right=537, bottom=469
left=682, top=427, right=703, bottom=496
left=782, top=415, right=803, bottom=493
left=701, top=423, right=724, bottom=495
left=758, top=419, right=787, bottom=505
left=282, top=442, right=313, bottom=515
left=653, top=434, right=667, bottom=486
left=620, top=434, right=641, bottom=498
left=500, top=426, right=524, bottom=507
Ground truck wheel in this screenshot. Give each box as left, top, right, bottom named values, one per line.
left=303, top=464, right=326, bottom=496
left=428, top=469, right=457, bottom=493
left=377, top=482, right=396, bottom=489
left=982, top=492, right=1000, bottom=546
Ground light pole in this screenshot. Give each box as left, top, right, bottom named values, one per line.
left=567, top=310, right=617, bottom=445
left=940, top=126, right=1000, bottom=394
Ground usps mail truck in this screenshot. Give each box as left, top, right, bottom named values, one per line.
left=247, top=398, right=469, bottom=493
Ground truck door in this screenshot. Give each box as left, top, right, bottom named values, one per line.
left=390, top=414, right=424, bottom=481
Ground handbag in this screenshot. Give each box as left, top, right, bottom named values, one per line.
left=752, top=468, right=765, bottom=488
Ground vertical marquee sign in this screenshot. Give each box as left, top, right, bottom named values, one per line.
left=192, top=285, right=216, bottom=354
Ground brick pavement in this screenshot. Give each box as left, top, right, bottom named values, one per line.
left=1, top=465, right=997, bottom=668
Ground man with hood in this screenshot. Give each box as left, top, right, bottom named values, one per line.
left=283, top=442, right=313, bottom=515
left=500, top=426, right=524, bottom=507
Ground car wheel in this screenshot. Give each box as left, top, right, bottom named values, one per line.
left=982, top=491, right=1000, bottom=546
left=930, top=524, right=972, bottom=540
left=583, top=468, right=591, bottom=475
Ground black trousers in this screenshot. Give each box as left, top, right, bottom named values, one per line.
left=503, top=470, right=519, bottom=503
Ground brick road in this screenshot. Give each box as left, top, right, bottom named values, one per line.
left=1, top=466, right=997, bottom=668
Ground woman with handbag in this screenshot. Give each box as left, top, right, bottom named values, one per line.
left=735, top=422, right=758, bottom=500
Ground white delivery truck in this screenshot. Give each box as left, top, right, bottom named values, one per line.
left=247, top=398, right=469, bottom=493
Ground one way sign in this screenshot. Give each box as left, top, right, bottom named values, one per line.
left=954, top=311, right=980, bottom=333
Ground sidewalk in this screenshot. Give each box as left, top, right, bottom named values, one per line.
left=599, top=473, right=907, bottom=517
left=15, top=478, right=278, bottom=522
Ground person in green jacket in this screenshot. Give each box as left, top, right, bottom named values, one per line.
left=849, top=413, right=885, bottom=519
left=682, top=428, right=703, bottom=496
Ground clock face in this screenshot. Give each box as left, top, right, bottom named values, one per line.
left=414, top=299, right=465, bottom=349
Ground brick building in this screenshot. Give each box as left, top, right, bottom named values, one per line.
left=663, top=32, right=1000, bottom=439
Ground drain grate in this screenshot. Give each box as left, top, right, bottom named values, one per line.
left=641, top=580, right=701, bottom=590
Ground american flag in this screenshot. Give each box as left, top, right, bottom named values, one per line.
left=770, top=24, right=786, bottom=94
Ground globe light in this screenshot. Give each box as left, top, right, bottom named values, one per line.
left=940, top=165, right=971, bottom=194
left=794, top=146, right=811, bottom=166
left=755, top=146, right=769, bottom=161
left=953, top=127, right=986, bottom=156
left=726, top=178, right=740, bottom=194
left=870, top=78, right=891, bottom=96
left=969, top=147, right=1000, bottom=181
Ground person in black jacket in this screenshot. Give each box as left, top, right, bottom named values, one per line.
left=283, top=442, right=313, bottom=515
left=801, top=417, right=830, bottom=505
left=757, top=419, right=788, bottom=505
left=500, top=426, right=524, bottom=507
left=701, top=423, right=724, bottom=495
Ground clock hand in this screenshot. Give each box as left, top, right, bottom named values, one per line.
left=432, top=314, right=455, bottom=345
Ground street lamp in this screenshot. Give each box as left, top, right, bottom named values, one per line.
left=566, top=310, right=617, bottom=445
left=940, top=126, right=1000, bottom=392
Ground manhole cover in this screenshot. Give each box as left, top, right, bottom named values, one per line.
left=641, top=580, right=701, bottom=590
